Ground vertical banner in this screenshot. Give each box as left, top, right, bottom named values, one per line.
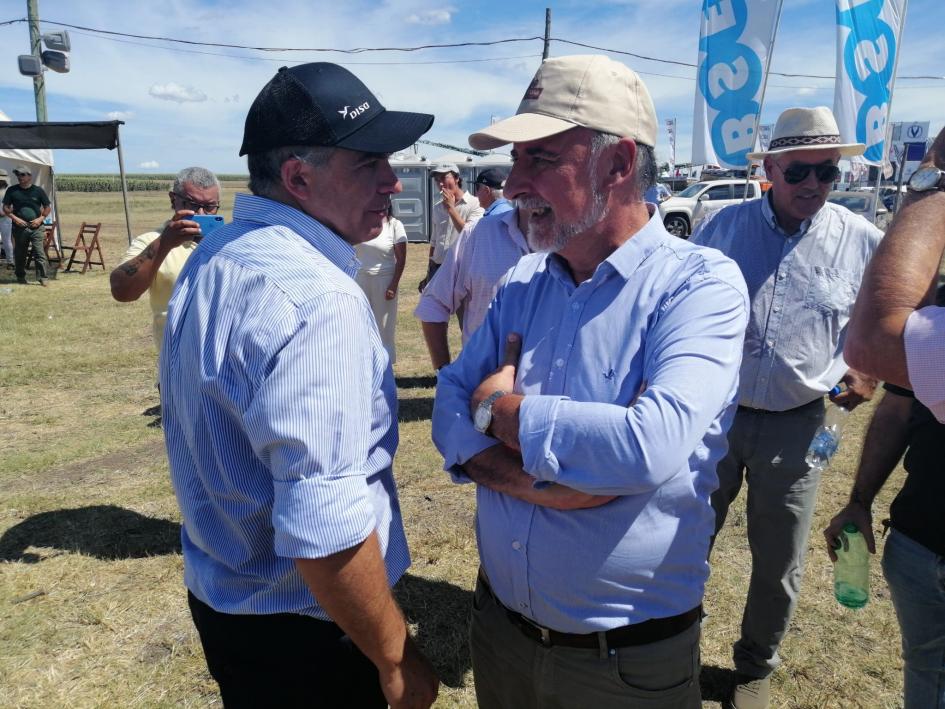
left=692, top=0, right=783, bottom=169
left=834, top=0, right=907, bottom=166
left=665, top=118, right=677, bottom=168
left=758, top=124, right=773, bottom=153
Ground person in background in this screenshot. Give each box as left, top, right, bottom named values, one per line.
left=0, top=169, right=13, bottom=267
left=355, top=203, right=407, bottom=364
left=419, top=163, right=482, bottom=291
left=471, top=168, right=513, bottom=218
left=2, top=165, right=51, bottom=286
left=691, top=106, right=882, bottom=709
left=110, top=167, right=221, bottom=356
left=844, top=125, right=945, bottom=423
left=644, top=181, right=671, bottom=203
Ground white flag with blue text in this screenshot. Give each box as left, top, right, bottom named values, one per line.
left=692, top=0, right=782, bottom=169
left=833, top=0, right=906, bottom=166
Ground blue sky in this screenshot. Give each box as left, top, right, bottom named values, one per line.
left=0, top=0, right=941, bottom=174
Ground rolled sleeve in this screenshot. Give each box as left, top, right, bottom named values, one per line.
left=244, top=292, right=379, bottom=558
left=905, top=305, right=945, bottom=423
left=518, top=394, right=565, bottom=480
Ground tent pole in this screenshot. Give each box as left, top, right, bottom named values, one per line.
left=115, top=127, right=132, bottom=245
left=48, top=166, right=62, bottom=251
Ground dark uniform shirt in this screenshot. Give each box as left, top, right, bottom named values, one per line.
left=2, top=184, right=50, bottom=222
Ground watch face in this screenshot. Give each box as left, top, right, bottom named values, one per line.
left=909, top=167, right=944, bottom=191
left=473, top=404, right=491, bottom=433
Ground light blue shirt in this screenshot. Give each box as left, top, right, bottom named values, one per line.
left=483, top=197, right=514, bottom=218
left=692, top=192, right=882, bottom=411
left=432, top=209, right=749, bottom=632
left=160, top=193, right=409, bottom=620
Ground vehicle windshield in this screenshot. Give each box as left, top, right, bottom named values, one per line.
left=677, top=182, right=709, bottom=198
left=828, top=194, right=870, bottom=212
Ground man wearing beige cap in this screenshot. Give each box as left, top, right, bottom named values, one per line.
left=691, top=106, right=882, bottom=709
left=431, top=55, right=749, bottom=708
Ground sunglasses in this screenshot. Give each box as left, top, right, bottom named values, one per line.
left=774, top=161, right=841, bottom=185
left=173, top=192, right=220, bottom=214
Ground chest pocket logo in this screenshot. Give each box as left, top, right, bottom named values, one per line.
left=803, top=266, right=857, bottom=318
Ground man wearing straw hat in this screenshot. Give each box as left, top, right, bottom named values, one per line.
left=692, top=106, right=883, bottom=709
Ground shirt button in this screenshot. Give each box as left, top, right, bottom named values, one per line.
left=511, top=541, right=522, bottom=550
left=555, top=358, right=565, bottom=368
left=571, top=302, right=580, bottom=310
left=778, top=273, right=785, bottom=280
left=773, top=306, right=781, bottom=313
left=766, top=339, right=774, bottom=347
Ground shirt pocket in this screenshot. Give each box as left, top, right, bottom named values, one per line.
left=803, top=266, right=858, bottom=318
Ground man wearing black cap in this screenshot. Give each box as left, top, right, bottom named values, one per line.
left=473, top=167, right=513, bottom=218
left=160, top=63, right=438, bottom=708
left=2, top=165, right=51, bottom=286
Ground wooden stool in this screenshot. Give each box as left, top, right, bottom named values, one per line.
left=62, top=222, right=106, bottom=273
left=26, top=222, right=64, bottom=270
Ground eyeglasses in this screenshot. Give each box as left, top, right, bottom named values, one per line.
left=173, top=192, right=220, bottom=214
left=773, top=161, right=841, bottom=185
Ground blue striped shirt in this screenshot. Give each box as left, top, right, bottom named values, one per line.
left=160, top=193, right=410, bottom=619
left=432, top=208, right=749, bottom=632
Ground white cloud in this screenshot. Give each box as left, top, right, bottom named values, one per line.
left=139, top=160, right=160, bottom=169
left=106, top=110, right=135, bottom=120
left=405, top=9, right=453, bottom=25
left=148, top=82, right=207, bottom=103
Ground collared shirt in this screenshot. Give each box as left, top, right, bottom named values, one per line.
left=432, top=208, right=749, bottom=633
left=905, top=305, right=945, bottom=423
left=483, top=197, right=514, bottom=218
left=692, top=192, right=882, bottom=411
left=430, top=190, right=483, bottom=264
left=118, top=226, right=198, bottom=350
left=160, top=193, right=409, bottom=620
left=414, top=208, right=529, bottom=344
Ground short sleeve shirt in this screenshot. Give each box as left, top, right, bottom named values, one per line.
left=2, top=184, right=50, bottom=221
left=355, top=218, right=407, bottom=276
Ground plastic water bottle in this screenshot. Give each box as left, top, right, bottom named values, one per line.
left=833, top=523, right=870, bottom=608
left=804, top=386, right=849, bottom=472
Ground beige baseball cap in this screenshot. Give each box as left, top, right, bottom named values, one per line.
left=469, top=55, right=657, bottom=150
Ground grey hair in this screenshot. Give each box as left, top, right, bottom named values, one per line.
left=486, top=187, right=503, bottom=201
left=587, top=132, right=656, bottom=201
left=247, top=145, right=334, bottom=198
left=173, top=166, right=220, bottom=194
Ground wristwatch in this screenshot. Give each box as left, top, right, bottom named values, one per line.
left=907, top=166, right=945, bottom=193
left=473, top=390, right=507, bottom=434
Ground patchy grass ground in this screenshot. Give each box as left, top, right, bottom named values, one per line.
left=0, top=185, right=905, bottom=708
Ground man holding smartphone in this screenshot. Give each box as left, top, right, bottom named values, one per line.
left=110, top=166, right=221, bottom=356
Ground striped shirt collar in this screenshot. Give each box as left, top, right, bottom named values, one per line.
left=232, top=192, right=359, bottom=276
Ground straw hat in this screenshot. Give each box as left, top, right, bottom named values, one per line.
left=746, top=106, right=865, bottom=160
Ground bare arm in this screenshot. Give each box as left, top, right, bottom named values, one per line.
left=295, top=533, right=438, bottom=709
left=421, top=321, right=451, bottom=370
left=464, top=444, right=615, bottom=510
left=845, top=128, right=945, bottom=386
left=110, top=213, right=200, bottom=302
left=823, top=389, right=913, bottom=560
left=386, top=241, right=407, bottom=298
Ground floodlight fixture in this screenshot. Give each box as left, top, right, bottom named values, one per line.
left=41, top=50, right=69, bottom=73
left=18, top=54, right=43, bottom=76
left=42, top=31, right=71, bottom=52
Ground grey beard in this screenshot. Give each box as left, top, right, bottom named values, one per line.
left=515, top=192, right=609, bottom=254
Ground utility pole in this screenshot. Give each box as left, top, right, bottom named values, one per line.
left=542, top=8, right=551, bottom=61
left=27, top=0, right=47, bottom=121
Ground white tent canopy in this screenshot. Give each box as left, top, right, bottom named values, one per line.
left=0, top=109, right=55, bottom=214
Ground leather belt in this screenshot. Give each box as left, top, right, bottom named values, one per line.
left=478, top=570, right=700, bottom=650
left=737, top=396, right=824, bottom=415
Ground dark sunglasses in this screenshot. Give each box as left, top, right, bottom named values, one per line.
left=173, top=192, right=220, bottom=214
left=774, top=161, right=841, bottom=185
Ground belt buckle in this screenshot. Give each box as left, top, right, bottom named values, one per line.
left=519, top=614, right=553, bottom=647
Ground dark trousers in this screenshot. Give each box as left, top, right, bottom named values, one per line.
left=13, top=224, right=47, bottom=282
left=187, top=592, right=386, bottom=709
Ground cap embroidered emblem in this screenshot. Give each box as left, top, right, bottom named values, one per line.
left=523, top=79, right=542, bottom=101
left=339, top=102, right=370, bottom=120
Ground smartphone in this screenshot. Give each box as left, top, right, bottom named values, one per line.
left=190, top=214, right=225, bottom=241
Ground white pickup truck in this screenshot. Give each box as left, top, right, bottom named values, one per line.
left=659, top=179, right=764, bottom=238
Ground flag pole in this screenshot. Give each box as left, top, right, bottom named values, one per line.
left=869, top=0, right=909, bottom=222
left=743, top=0, right=785, bottom=203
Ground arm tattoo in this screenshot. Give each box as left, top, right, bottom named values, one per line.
left=118, top=243, right=157, bottom=277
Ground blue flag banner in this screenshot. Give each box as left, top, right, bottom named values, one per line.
left=692, top=0, right=782, bottom=169
left=833, top=0, right=906, bottom=166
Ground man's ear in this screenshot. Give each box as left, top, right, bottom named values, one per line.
left=599, top=137, right=638, bottom=190
left=168, top=191, right=177, bottom=210
left=280, top=156, right=316, bottom=204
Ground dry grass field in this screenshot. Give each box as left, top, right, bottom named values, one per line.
left=0, top=182, right=906, bottom=708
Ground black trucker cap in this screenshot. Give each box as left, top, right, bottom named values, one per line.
left=474, top=168, right=508, bottom=189
left=240, top=63, right=434, bottom=156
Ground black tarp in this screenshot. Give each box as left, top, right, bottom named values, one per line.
left=0, top=120, right=122, bottom=150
